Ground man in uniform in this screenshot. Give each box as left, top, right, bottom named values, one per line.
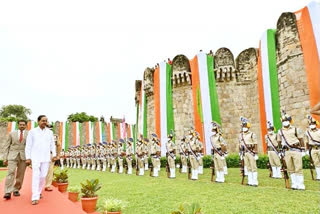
left=136, top=137, right=145, bottom=176
left=195, top=132, right=204, bottom=175
left=86, top=145, right=91, bottom=170
left=59, top=149, right=65, bottom=169
left=65, top=148, right=70, bottom=168
left=3, top=120, right=28, bottom=199
left=187, top=129, right=200, bottom=180
left=305, top=115, right=320, bottom=180
left=101, top=143, right=107, bottom=171
left=150, top=134, right=161, bottom=177
left=265, top=121, right=281, bottom=178
left=76, top=146, right=81, bottom=169
left=166, top=131, right=176, bottom=178
left=126, top=138, right=134, bottom=174
left=110, top=141, right=117, bottom=173
left=118, top=139, right=125, bottom=173
left=277, top=111, right=305, bottom=190
left=144, top=138, right=150, bottom=171
left=91, top=144, right=96, bottom=170
left=81, top=146, right=86, bottom=169
left=239, top=117, right=259, bottom=187
left=178, top=136, right=188, bottom=173
left=210, top=121, right=227, bottom=183
left=106, top=142, right=111, bottom=169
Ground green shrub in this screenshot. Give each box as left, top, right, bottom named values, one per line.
left=67, top=185, right=81, bottom=193
left=171, top=202, right=202, bottom=214
left=80, top=179, right=101, bottom=198
left=103, top=198, right=127, bottom=212
left=0, top=160, right=4, bottom=167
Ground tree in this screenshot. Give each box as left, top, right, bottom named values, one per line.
left=67, top=112, right=98, bottom=123
left=0, top=104, right=31, bottom=121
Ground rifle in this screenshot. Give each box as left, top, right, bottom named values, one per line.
left=149, top=161, right=154, bottom=177
left=279, top=149, right=290, bottom=189
left=239, top=147, right=245, bottom=185
left=136, top=155, right=139, bottom=176
left=309, top=147, right=315, bottom=180
left=166, top=153, right=170, bottom=178
left=117, top=158, right=120, bottom=173
left=179, top=160, right=182, bottom=173
left=210, top=154, right=215, bottom=182
left=187, top=157, right=191, bottom=180
left=267, top=161, right=272, bottom=177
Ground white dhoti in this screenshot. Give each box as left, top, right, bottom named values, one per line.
left=31, top=162, right=50, bottom=201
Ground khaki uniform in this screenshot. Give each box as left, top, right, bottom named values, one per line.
left=265, top=133, right=281, bottom=178
left=65, top=151, right=70, bottom=167
left=144, top=143, right=150, bottom=170
left=187, top=137, right=200, bottom=180
left=151, top=142, right=161, bottom=174
left=59, top=150, right=65, bottom=169
left=101, top=147, right=107, bottom=171
left=117, top=145, right=124, bottom=173
left=126, top=144, right=133, bottom=174
left=76, top=149, right=81, bottom=168
left=210, top=134, right=226, bottom=182
left=110, top=146, right=117, bottom=173
left=167, top=140, right=176, bottom=169
left=196, top=139, right=204, bottom=174
left=90, top=148, right=96, bottom=170
left=305, top=128, right=320, bottom=180
left=3, top=130, right=28, bottom=194
left=277, top=126, right=305, bottom=190
left=178, top=141, right=188, bottom=173
left=45, top=134, right=60, bottom=188
left=136, top=143, right=145, bottom=175
left=239, top=130, right=258, bottom=186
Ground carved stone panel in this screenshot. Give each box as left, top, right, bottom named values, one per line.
left=143, top=67, right=154, bottom=97
left=172, top=55, right=191, bottom=87
left=214, top=48, right=236, bottom=82
left=235, top=48, right=258, bottom=83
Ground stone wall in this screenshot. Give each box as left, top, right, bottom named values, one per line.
left=276, top=12, right=310, bottom=129
left=146, top=95, right=155, bottom=138
left=0, top=122, right=8, bottom=159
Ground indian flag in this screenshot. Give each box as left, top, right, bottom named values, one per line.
left=154, top=61, right=175, bottom=156
left=190, top=52, right=221, bottom=155
left=257, top=29, right=281, bottom=153
left=295, top=1, right=320, bottom=122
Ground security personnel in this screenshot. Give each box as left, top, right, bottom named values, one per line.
left=90, top=145, right=96, bottom=170
left=118, top=139, right=125, bottom=174
left=178, top=137, right=188, bottom=173
left=166, top=131, right=176, bottom=178
left=277, top=111, right=305, bottom=190
left=239, top=117, right=258, bottom=187
left=101, top=143, right=107, bottom=171
left=150, top=134, right=161, bottom=177
left=65, top=149, right=70, bottom=168
left=195, top=133, right=204, bottom=174
left=305, top=115, right=320, bottom=180
left=187, top=129, right=200, bottom=180
left=126, top=138, right=134, bottom=174
left=136, top=137, right=145, bottom=176
left=265, top=121, right=281, bottom=178
left=110, top=141, right=117, bottom=173
left=59, top=149, right=65, bottom=169
left=210, top=121, right=227, bottom=183
left=107, top=143, right=112, bottom=169
left=144, top=138, right=150, bottom=171
left=86, top=145, right=92, bottom=170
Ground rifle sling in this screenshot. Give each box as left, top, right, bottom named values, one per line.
left=279, top=129, right=302, bottom=151
left=307, top=131, right=320, bottom=145
left=241, top=133, right=256, bottom=156
left=266, top=135, right=279, bottom=155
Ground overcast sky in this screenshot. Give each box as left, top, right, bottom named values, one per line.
left=0, top=0, right=313, bottom=124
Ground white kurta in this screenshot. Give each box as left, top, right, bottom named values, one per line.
left=25, top=127, right=56, bottom=201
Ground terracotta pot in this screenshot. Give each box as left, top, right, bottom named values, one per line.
left=104, top=211, right=121, bottom=214
left=57, top=183, right=68, bottom=193
left=81, top=197, right=98, bottom=213
left=68, top=192, right=79, bottom=202
left=52, top=181, right=58, bottom=187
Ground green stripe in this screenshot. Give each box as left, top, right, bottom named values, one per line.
left=132, top=124, right=136, bottom=154
left=267, top=29, right=281, bottom=131
left=143, top=93, right=148, bottom=138
left=196, top=87, right=204, bottom=123
left=166, top=63, right=175, bottom=138
left=79, top=123, right=83, bottom=146
left=112, top=122, right=116, bottom=141
left=101, top=122, right=105, bottom=142
left=64, top=122, right=69, bottom=150
left=207, top=55, right=221, bottom=124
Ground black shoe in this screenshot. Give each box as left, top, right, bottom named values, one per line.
left=3, top=193, right=11, bottom=200
left=13, top=191, right=20, bottom=196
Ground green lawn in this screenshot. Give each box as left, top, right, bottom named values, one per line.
left=64, top=168, right=320, bottom=214
left=0, top=170, right=6, bottom=180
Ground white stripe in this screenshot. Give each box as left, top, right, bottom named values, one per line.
left=61, top=122, right=65, bottom=149
left=11, top=121, right=16, bottom=132
left=99, top=121, right=103, bottom=142
left=159, top=61, right=168, bottom=156
left=89, top=121, right=93, bottom=144
left=76, top=122, right=80, bottom=146
left=141, top=81, right=145, bottom=136
left=308, top=2, right=320, bottom=61
left=261, top=31, right=274, bottom=125
left=197, top=52, right=213, bottom=155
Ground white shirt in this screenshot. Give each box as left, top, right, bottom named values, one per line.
left=25, top=127, right=56, bottom=162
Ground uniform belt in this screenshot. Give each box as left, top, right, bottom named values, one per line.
left=311, top=145, right=320, bottom=150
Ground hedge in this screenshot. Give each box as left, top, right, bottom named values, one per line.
left=0, top=160, right=3, bottom=167
left=125, top=154, right=312, bottom=169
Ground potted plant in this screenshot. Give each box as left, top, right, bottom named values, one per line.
left=52, top=168, right=60, bottom=187
left=171, top=203, right=202, bottom=214
left=54, top=169, right=69, bottom=193
left=102, top=198, right=127, bottom=214
left=67, top=185, right=81, bottom=202
left=80, top=179, right=102, bottom=213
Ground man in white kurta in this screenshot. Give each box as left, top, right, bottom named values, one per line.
left=25, top=115, right=56, bottom=204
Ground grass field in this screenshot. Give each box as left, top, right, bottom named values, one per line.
left=63, top=168, right=319, bottom=214
left=0, top=168, right=319, bottom=213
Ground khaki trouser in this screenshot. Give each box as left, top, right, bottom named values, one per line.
left=168, top=155, right=175, bottom=168
left=285, top=151, right=303, bottom=175
left=45, top=158, right=55, bottom=188
left=181, top=154, right=187, bottom=167
left=198, top=156, right=203, bottom=166
left=4, top=155, right=27, bottom=193
left=138, top=157, right=144, bottom=169
left=189, top=155, right=199, bottom=170
left=311, top=149, right=320, bottom=167
left=244, top=152, right=257, bottom=172
left=223, top=158, right=227, bottom=167
left=126, top=157, right=132, bottom=169
left=268, top=151, right=281, bottom=167
left=213, top=154, right=224, bottom=171
left=118, top=157, right=123, bottom=168
left=144, top=155, right=149, bottom=164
